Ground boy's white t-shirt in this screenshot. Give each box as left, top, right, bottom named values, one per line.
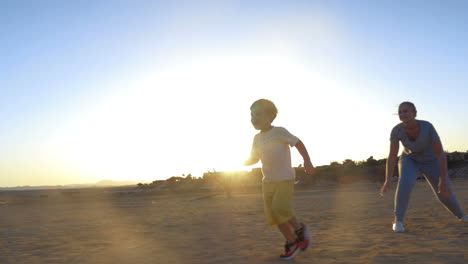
left=250, top=126, right=300, bottom=182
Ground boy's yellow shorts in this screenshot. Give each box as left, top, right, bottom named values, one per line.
left=262, top=180, right=295, bottom=226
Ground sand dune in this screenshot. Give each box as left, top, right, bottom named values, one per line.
left=1, top=179, right=467, bottom=264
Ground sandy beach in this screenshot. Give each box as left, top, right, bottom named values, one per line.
left=1, top=178, right=467, bottom=264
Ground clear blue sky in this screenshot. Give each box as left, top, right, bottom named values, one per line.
left=1, top=0, right=468, bottom=187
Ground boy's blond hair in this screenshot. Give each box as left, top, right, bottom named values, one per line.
left=250, top=99, right=278, bottom=120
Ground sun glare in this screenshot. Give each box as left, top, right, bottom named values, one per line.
left=43, top=52, right=373, bottom=183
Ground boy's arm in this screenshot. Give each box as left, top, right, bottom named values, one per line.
left=295, top=140, right=315, bottom=175
left=245, top=138, right=259, bottom=166
left=243, top=157, right=259, bottom=166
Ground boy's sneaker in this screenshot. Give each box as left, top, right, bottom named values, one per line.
left=279, top=240, right=301, bottom=260
left=392, top=221, right=405, bottom=232
left=460, top=215, right=468, bottom=222
left=295, top=223, right=311, bottom=251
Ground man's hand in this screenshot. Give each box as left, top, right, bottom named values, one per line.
left=438, top=178, right=450, bottom=197
left=380, top=181, right=392, bottom=196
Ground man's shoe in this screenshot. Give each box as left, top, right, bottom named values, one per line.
left=392, top=221, right=405, bottom=233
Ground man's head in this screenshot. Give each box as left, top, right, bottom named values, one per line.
left=398, top=101, right=417, bottom=122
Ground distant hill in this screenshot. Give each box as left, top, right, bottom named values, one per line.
left=94, top=179, right=140, bottom=187
left=0, top=179, right=142, bottom=191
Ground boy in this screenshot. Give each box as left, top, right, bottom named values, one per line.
left=244, top=99, right=316, bottom=259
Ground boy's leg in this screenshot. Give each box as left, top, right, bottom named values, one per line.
left=271, top=181, right=303, bottom=259
left=281, top=187, right=310, bottom=250
left=262, top=182, right=277, bottom=226
left=271, top=180, right=296, bottom=228
left=271, top=181, right=298, bottom=234
left=291, top=219, right=310, bottom=251
left=421, top=162, right=465, bottom=219
left=394, top=158, right=418, bottom=222
left=277, top=221, right=301, bottom=259
left=278, top=222, right=296, bottom=243
left=287, top=217, right=301, bottom=230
